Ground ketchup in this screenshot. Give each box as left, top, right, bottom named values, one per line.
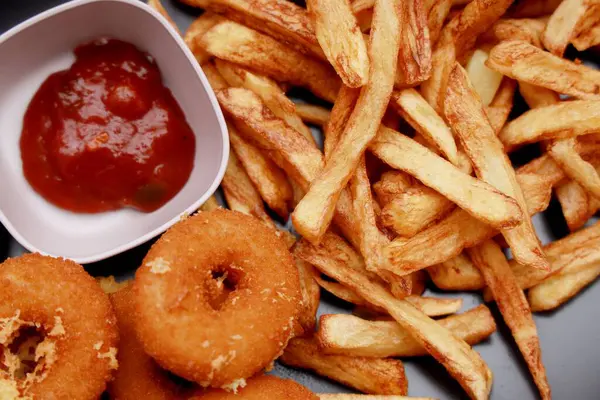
left=20, top=38, right=195, bottom=213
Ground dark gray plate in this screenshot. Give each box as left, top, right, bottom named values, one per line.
left=1, top=1, right=599, bottom=399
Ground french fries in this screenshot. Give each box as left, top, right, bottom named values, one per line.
left=542, top=0, right=600, bottom=56
left=390, top=89, right=458, bottom=165
left=467, top=240, right=551, bottom=399
left=518, top=82, right=560, bottom=109
left=199, top=21, right=340, bottom=102
left=549, top=138, right=600, bottom=199
left=185, top=13, right=225, bottom=65
left=294, top=239, right=493, bottom=400
left=295, top=257, right=321, bottom=333
left=280, top=336, right=409, bottom=395
left=464, top=49, right=503, bottom=107
left=427, top=252, right=485, bottom=291
left=324, top=85, right=360, bottom=158
left=500, top=98, right=600, bottom=150
left=317, top=304, right=496, bottom=358
left=370, top=126, right=523, bottom=232
left=396, top=0, right=432, bottom=87
left=424, top=0, right=452, bottom=45
left=481, top=17, right=547, bottom=48
left=555, top=180, right=598, bottom=232
left=295, top=104, right=331, bottom=127
left=307, top=0, right=369, bottom=87
left=484, top=77, right=516, bottom=133
left=199, top=195, right=221, bottom=212
left=572, top=22, right=600, bottom=51
left=445, top=64, right=548, bottom=270
left=292, top=0, right=402, bottom=243
left=486, top=40, right=600, bottom=102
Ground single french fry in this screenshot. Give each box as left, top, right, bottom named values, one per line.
left=214, top=59, right=314, bottom=143
left=391, top=89, right=458, bottom=165
left=370, top=126, right=523, bottom=231
left=318, top=395, right=435, bottom=400
left=487, top=40, right=600, bottom=102
left=403, top=296, right=463, bottom=317
left=542, top=0, right=600, bottom=56
left=292, top=0, right=402, bottom=244
left=184, top=13, right=225, bottom=65
left=518, top=82, right=560, bottom=109
left=499, top=100, right=600, bottom=151
left=280, top=337, right=408, bottom=395
left=294, top=240, right=493, bottom=400
left=481, top=17, right=547, bottom=48
left=317, top=304, right=495, bottom=358
left=148, top=0, right=180, bottom=34
left=199, top=195, right=221, bottom=212
left=464, top=49, right=504, bottom=106
left=385, top=154, right=564, bottom=273
left=528, top=263, right=600, bottom=312
left=199, top=21, right=340, bottom=102
left=485, top=77, right=516, bottom=133
left=549, top=138, right=600, bottom=199
left=295, top=257, right=321, bottom=333
left=308, top=0, right=370, bottom=88
left=572, top=22, right=600, bottom=51
left=315, top=274, right=374, bottom=308
left=445, top=64, right=547, bottom=270
left=424, top=0, right=452, bottom=46
left=396, top=0, right=432, bottom=87
left=428, top=253, right=485, bottom=291
left=556, top=180, right=595, bottom=232
left=324, top=85, right=361, bottom=159
left=372, top=171, right=413, bottom=206
left=295, top=104, right=331, bottom=127
left=467, top=240, right=551, bottom=400
left=508, top=0, right=562, bottom=18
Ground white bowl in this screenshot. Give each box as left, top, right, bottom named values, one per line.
left=0, top=0, right=229, bottom=263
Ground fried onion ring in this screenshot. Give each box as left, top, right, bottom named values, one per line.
left=190, top=375, right=319, bottom=399
left=0, top=254, right=118, bottom=399
left=133, top=209, right=303, bottom=388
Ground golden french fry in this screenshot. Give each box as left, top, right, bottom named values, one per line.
left=528, top=263, right=600, bottom=312
left=199, top=195, right=221, bottom=212
left=317, top=304, right=495, bottom=358
left=465, top=48, right=504, bottom=106
left=518, top=82, right=560, bottom=109
left=385, top=154, right=564, bottom=273
left=370, top=126, right=523, bottom=231
left=487, top=40, right=600, bottom=102
left=424, top=0, right=452, bottom=45
left=556, top=180, right=596, bottom=232
left=572, top=22, right=600, bottom=51
left=187, top=0, right=325, bottom=59
left=549, top=138, right=600, bottom=199
left=468, top=240, right=550, bottom=400
left=294, top=240, right=493, bottom=400
left=292, top=0, right=402, bottom=244
left=295, top=257, right=321, bottom=333
left=199, top=21, right=340, bottom=102
left=315, top=274, right=375, bottom=308
left=427, top=253, right=485, bottom=291
left=280, top=337, right=408, bottom=395
left=295, top=104, right=331, bottom=127
left=508, top=0, right=562, bottom=18
left=307, top=0, right=370, bottom=87
left=396, top=0, right=432, bottom=86
left=184, top=13, right=225, bottom=65
left=148, top=0, right=180, bottom=34
left=324, top=85, right=360, bottom=159
left=445, top=64, right=547, bottom=270
left=403, top=296, right=463, bottom=317
left=391, top=89, right=458, bottom=165
left=542, top=0, right=600, bottom=56
left=318, top=395, right=435, bottom=400
left=214, top=59, right=314, bottom=143
left=499, top=99, right=600, bottom=151
left=485, top=77, right=516, bottom=133
left=481, top=17, right=547, bottom=48
left=372, top=171, right=413, bottom=206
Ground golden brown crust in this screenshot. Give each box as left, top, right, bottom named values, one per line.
left=133, top=210, right=302, bottom=388
left=0, top=254, right=118, bottom=399
left=190, top=374, right=319, bottom=399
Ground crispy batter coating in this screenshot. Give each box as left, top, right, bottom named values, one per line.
left=133, top=210, right=302, bottom=388
left=190, top=375, right=319, bottom=399
left=108, top=286, right=191, bottom=400
left=0, top=254, right=118, bottom=399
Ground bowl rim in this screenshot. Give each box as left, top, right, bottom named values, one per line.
left=0, top=0, right=230, bottom=264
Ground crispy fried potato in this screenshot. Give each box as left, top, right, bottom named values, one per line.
left=445, top=64, right=547, bottom=270
left=214, top=59, right=314, bottom=143
left=185, top=13, right=225, bottom=65
left=324, top=86, right=360, bottom=158
left=385, top=155, right=564, bottom=273
left=199, top=21, right=340, bottom=102
left=295, top=104, right=331, bottom=127
left=199, top=195, right=221, bottom=212
left=464, top=49, right=503, bottom=106
left=518, top=82, right=560, bottom=109
left=424, top=0, right=452, bottom=45
left=481, top=17, right=547, bottom=48
left=292, top=0, right=402, bottom=244
left=308, top=0, right=370, bottom=87
left=487, top=40, right=600, bottom=102
left=572, top=22, right=600, bottom=51
left=499, top=99, right=600, bottom=151
left=542, top=0, right=600, bottom=56
left=294, top=240, right=493, bottom=400
left=528, top=263, right=600, bottom=312
left=373, top=171, right=414, bottom=206
left=295, top=257, right=321, bottom=333
left=467, top=240, right=550, bottom=400
left=508, top=0, right=562, bottom=18
left=396, top=0, right=432, bottom=87
left=427, top=252, right=485, bottom=291
left=555, top=180, right=598, bottom=232
left=317, top=304, right=495, bottom=358
left=370, top=126, right=523, bottom=232
left=549, top=138, right=600, bottom=199
left=280, top=337, right=408, bottom=395
left=485, top=77, right=516, bottom=133
left=391, top=89, right=458, bottom=165
left=148, top=0, right=180, bottom=34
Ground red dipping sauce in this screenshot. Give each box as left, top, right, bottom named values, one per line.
left=20, top=38, right=195, bottom=213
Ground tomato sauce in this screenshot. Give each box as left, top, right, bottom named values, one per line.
left=20, top=38, right=195, bottom=213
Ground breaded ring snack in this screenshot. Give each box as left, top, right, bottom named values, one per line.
left=190, top=375, right=319, bottom=399
left=0, top=254, right=118, bottom=399
left=133, top=209, right=302, bottom=389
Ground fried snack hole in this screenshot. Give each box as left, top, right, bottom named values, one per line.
left=206, top=266, right=244, bottom=310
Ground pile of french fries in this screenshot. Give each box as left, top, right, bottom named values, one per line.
left=152, top=0, right=600, bottom=398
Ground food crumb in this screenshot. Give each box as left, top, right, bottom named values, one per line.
left=146, top=257, right=171, bottom=274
